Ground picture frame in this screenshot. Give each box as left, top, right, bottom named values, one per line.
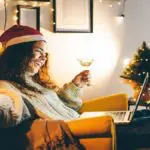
left=53, top=0, right=93, bottom=33
left=17, top=5, right=40, bottom=31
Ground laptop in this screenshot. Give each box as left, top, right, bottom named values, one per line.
left=79, top=72, right=149, bottom=124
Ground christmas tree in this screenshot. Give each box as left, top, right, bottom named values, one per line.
left=120, top=41, right=150, bottom=101
left=120, top=41, right=150, bottom=85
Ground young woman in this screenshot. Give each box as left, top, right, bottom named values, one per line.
left=0, top=25, right=92, bottom=149
left=0, top=25, right=90, bottom=128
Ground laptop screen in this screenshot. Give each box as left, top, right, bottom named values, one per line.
left=131, top=72, right=149, bottom=120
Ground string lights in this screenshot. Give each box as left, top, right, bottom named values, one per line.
left=123, top=58, right=130, bottom=66
left=121, top=41, right=150, bottom=85
left=97, top=0, right=127, bottom=24
left=12, top=0, right=51, bottom=25
left=98, top=0, right=123, bottom=7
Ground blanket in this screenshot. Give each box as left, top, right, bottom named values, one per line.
left=0, top=119, right=84, bottom=150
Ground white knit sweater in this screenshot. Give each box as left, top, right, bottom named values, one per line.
left=0, top=81, right=83, bottom=128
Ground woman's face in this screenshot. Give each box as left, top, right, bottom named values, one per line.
left=27, top=41, right=47, bottom=75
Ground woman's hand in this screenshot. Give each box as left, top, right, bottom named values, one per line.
left=72, top=70, right=91, bottom=88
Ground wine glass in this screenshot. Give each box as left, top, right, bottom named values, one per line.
left=77, top=58, right=94, bottom=86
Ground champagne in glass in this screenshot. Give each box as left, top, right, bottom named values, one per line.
left=77, top=58, right=94, bottom=86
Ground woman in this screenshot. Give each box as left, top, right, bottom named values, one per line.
left=0, top=25, right=91, bottom=128
left=0, top=25, right=91, bottom=149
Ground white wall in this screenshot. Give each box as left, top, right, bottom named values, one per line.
left=0, top=0, right=149, bottom=100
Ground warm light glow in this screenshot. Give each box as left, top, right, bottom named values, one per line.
left=15, top=9, right=18, bottom=13
left=0, top=0, right=4, bottom=8
left=99, top=0, right=102, bottom=3
left=18, top=1, right=27, bottom=5
left=118, top=2, right=121, bottom=5
left=43, top=2, right=50, bottom=5
left=0, top=42, right=2, bottom=49
left=40, top=2, right=50, bottom=6
left=41, top=26, right=119, bottom=88
left=13, top=16, right=18, bottom=21
left=115, top=16, right=124, bottom=24
left=109, top=4, right=112, bottom=8
left=133, top=98, right=136, bottom=101
left=32, top=2, right=38, bottom=7
left=123, top=58, right=130, bottom=66
left=0, top=42, right=4, bottom=54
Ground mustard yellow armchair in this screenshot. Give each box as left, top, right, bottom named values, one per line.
left=67, top=93, right=128, bottom=150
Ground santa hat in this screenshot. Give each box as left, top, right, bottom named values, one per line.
left=0, top=25, right=46, bottom=48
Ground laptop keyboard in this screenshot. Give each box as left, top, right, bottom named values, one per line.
left=106, top=112, right=126, bottom=121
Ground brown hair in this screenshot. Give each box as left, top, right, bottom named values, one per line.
left=0, top=41, right=59, bottom=93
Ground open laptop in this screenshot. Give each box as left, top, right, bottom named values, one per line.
left=79, top=72, right=149, bottom=124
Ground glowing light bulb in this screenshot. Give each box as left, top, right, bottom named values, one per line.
left=116, top=14, right=124, bottom=24
left=118, top=2, right=121, bottom=5
left=15, top=9, right=18, bottom=13
left=123, top=58, right=130, bottom=66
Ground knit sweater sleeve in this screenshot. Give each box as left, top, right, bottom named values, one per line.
left=0, top=81, right=23, bottom=128
left=57, top=82, right=83, bottom=111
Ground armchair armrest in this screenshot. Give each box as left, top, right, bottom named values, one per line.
left=79, top=93, right=128, bottom=113
left=67, top=116, right=114, bottom=138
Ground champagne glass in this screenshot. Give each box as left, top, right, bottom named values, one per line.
left=77, top=58, right=94, bottom=86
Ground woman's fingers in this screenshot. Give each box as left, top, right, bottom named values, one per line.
left=72, top=70, right=91, bottom=87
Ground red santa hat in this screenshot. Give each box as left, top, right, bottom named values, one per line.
left=0, top=25, right=46, bottom=48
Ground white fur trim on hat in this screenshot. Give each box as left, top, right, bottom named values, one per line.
left=6, top=35, right=46, bottom=48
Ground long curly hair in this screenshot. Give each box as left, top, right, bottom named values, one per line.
left=0, top=41, right=58, bottom=93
